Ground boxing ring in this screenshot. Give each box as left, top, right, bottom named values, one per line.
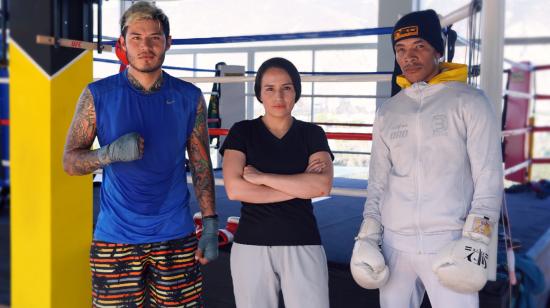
left=91, top=3, right=548, bottom=307
left=1, top=1, right=549, bottom=307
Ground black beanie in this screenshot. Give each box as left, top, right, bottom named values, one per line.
left=391, top=9, right=444, bottom=55
left=254, top=57, right=301, bottom=103
left=391, top=9, right=443, bottom=96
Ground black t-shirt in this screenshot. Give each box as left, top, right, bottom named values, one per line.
left=220, top=117, right=333, bottom=246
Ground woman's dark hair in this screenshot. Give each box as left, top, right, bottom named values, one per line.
left=254, top=57, right=301, bottom=103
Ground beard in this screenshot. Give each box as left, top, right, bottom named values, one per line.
left=126, top=51, right=166, bottom=73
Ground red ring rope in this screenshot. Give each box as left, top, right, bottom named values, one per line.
left=208, top=128, right=372, bottom=141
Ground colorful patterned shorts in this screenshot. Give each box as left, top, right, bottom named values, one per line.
left=90, top=233, right=203, bottom=307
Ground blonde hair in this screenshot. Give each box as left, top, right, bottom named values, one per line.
left=120, top=1, right=170, bottom=38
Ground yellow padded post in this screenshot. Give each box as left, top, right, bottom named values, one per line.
left=10, top=43, right=93, bottom=308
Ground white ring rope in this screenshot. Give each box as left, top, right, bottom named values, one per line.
left=504, top=90, right=533, bottom=100
left=178, top=74, right=392, bottom=84
left=93, top=74, right=393, bottom=84
left=504, top=160, right=531, bottom=176
left=501, top=127, right=531, bottom=138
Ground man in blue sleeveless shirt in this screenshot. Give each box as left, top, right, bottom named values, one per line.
left=63, top=2, right=218, bottom=306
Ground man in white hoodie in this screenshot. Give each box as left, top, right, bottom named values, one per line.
left=350, top=9, right=503, bottom=308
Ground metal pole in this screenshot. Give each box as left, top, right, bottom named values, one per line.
left=480, top=0, right=505, bottom=128
left=97, top=0, right=102, bottom=54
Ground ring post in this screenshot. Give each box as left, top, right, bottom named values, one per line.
left=10, top=1, right=93, bottom=307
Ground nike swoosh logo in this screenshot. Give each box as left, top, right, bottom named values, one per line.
left=166, top=99, right=175, bottom=104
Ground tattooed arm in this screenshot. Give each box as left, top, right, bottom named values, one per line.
left=63, top=87, right=105, bottom=176
left=187, top=95, right=216, bottom=216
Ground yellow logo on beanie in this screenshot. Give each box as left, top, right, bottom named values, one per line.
left=394, top=26, right=419, bottom=41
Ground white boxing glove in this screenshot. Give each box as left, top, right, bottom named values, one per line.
left=432, top=214, right=494, bottom=293
left=350, top=217, right=389, bottom=289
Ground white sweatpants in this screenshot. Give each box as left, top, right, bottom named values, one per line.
left=230, top=243, right=330, bottom=308
left=380, top=242, right=479, bottom=308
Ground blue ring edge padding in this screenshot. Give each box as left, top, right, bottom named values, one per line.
left=93, top=58, right=393, bottom=76
left=103, top=27, right=394, bottom=47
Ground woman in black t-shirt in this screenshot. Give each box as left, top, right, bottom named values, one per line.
left=220, top=57, right=334, bottom=308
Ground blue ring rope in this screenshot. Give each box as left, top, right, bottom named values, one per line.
left=94, top=58, right=217, bottom=72
left=93, top=58, right=392, bottom=76
left=103, top=26, right=393, bottom=46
